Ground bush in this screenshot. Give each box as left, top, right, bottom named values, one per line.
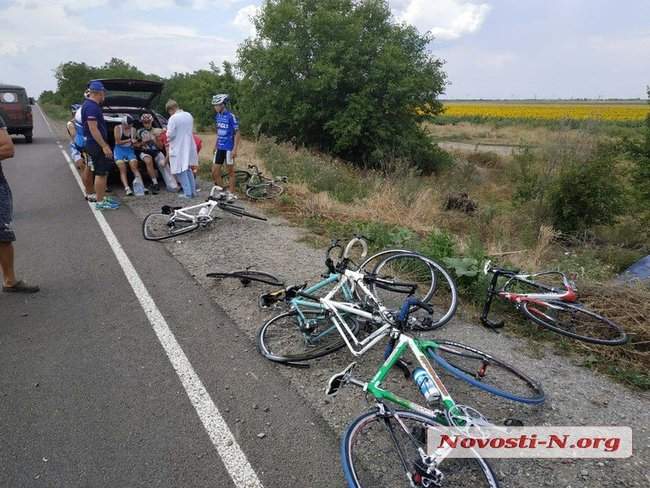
left=418, top=230, right=456, bottom=262
left=238, top=0, right=449, bottom=173
left=547, top=149, right=625, bottom=234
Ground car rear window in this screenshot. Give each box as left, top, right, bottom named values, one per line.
left=0, top=92, right=19, bottom=104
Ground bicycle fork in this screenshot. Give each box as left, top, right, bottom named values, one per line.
left=480, top=272, right=505, bottom=330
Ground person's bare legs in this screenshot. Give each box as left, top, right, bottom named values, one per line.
left=212, top=163, right=224, bottom=188
left=78, top=160, right=94, bottom=195
left=95, top=175, right=107, bottom=202
left=128, top=160, right=144, bottom=181
left=143, top=156, right=157, bottom=180
left=116, top=161, right=130, bottom=190
left=227, top=164, right=235, bottom=194
left=0, top=241, right=16, bottom=287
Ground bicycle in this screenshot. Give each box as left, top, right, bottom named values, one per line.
left=480, top=261, right=628, bottom=345
left=257, top=239, right=459, bottom=367
left=222, top=164, right=287, bottom=200
left=326, top=297, right=538, bottom=487
left=142, top=186, right=266, bottom=241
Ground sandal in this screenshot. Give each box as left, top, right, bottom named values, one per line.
left=2, top=280, right=40, bottom=293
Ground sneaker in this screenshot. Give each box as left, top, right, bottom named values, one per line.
left=104, top=195, right=119, bottom=203
left=85, top=193, right=97, bottom=203
left=125, top=187, right=134, bottom=196
left=151, top=183, right=160, bottom=195
left=95, top=198, right=120, bottom=211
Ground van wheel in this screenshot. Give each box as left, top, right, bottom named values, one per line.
left=25, top=131, right=33, bottom=143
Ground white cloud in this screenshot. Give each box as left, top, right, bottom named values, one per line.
left=233, top=4, right=260, bottom=36
left=0, top=0, right=238, bottom=96
left=393, top=0, right=491, bottom=40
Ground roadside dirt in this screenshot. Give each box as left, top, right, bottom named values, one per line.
left=124, top=190, right=648, bottom=488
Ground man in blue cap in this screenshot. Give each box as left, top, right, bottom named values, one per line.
left=81, top=80, right=119, bottom=210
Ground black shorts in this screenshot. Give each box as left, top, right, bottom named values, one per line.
left=0, top=175, right=15, bottom=242
left=213, top=149, right=234, bottom=165
left=86, top=146, right=114, bottom=176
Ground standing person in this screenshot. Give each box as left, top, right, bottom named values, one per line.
left=165, top=100, right=197, bottom=199
left=66, top=98, right=95, bottom=200
left=0, top=114, right=39, bottom=293
left=81, top=80, right=119, bottom=210
left=210, top=94, right=240, bottom=201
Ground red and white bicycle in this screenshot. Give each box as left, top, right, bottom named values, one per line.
left=480, top=261, right=628, bottom=346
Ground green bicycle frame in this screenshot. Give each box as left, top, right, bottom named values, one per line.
left=365, top=335, right=455, bottom=420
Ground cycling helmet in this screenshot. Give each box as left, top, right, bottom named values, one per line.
left=211, top=94, right=229, bottom=105
left=83, top=89, right=90, bottom=99
left=141, top=113, right=154, bottom=123
left=70, top=103, right=81, bottom=115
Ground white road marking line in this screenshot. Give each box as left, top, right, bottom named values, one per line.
left=37, top=105, right=264, bottom=488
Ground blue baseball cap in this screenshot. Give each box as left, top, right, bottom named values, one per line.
left=88, top=80, right=106, bottom=92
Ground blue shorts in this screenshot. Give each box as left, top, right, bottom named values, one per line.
left=69, top=143, right=84, bottom=163
left=114, top=145, right=137, bottom=162
left=0, top=175, right=15, bottom=242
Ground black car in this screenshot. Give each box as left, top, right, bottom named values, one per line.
left=0, top=84, right=35, bottom=143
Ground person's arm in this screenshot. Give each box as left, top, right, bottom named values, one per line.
left=113, top=125, right=121, bottom=146
left=166, top=116, right=176, bottom=142
left=0, top=127, right=15, bottom=161
left=67, top=120, right=76, bottom=142
left=88, top=120, right=112, bottom=157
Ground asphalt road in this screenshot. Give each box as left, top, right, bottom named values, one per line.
left=0, top=109, right=343, bottom=487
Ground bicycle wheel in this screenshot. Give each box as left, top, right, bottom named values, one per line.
left=218, top=203, right=267, bottom=221
left=246, top=182, right=284, bottom=200
left=142, top=212, right=198, bottom=241
left=521, top=300, right=628, bottom=345
left=207, top=271, right=284, bottom=287
left=427, top=340, right=545, bottom=405
left=257, top=310, right=357, bottom=365
left=221, top=169, right=251, bottom=191
left=371, top=253, right=458, bottom=330
left=341, top=408, right=500, bottom=488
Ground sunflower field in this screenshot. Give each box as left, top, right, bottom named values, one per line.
left=441, top=102, right=649, bottom=122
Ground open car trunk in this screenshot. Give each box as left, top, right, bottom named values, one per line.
left=98, top=79, right=164, bottom=109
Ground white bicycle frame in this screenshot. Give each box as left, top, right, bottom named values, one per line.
left=316, top=269, right=395, bottom=356
left=170, top=186, right=233, bottom=226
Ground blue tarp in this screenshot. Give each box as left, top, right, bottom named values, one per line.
left=617, top=255, right=650, bottom=283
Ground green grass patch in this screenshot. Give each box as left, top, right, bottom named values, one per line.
left=39, top=102, right=71, bottom=121
left=257, top=140, right=374, bottom=203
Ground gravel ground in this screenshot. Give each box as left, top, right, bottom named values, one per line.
left=123, top=187, right=649, bottom=488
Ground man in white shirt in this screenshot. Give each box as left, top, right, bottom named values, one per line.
left=164, top=99, right=198, bottom=199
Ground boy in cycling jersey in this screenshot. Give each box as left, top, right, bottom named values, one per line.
left=210, top=94, right=240, bottom=199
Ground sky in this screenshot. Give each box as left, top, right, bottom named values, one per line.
left=1, top=0, right=649, bottom=100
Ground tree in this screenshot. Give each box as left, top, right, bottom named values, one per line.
left=624, top=86, right=650, bottom=214
left=237, top=0, right=449, bottom=172
left=156, top=62, right=241, bottom=129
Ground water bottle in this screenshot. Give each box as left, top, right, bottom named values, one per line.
left=412, top=367, right=440, bottom=403
left=133, top=177, right=145, bottom=196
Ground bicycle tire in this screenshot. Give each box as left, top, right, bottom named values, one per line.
left=257, top=310, right=356, bottom=365
left=341, top=408, right=500, bottom=488
left=246, top=182, right=284, bottom=200
left=142, top=212, right=198, bottom=241
left=426, top=340, right=545, bottom=405
left=207, top=270, right=284, bottom=287
left=521, top=300, right=628, bottom=346
left=218, top=203, right=267, bottom=221
left=371, top=252, right=458, bottom=330
left=221, top=169, right=251, bottom=190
